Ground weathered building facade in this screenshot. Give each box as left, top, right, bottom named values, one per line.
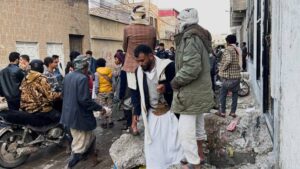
left=0, top=0, right=90, bottom=69
left=158, top=9, right=179, bottom=49
left=89, top=7, right=129, bottom=66
left=231, top=0, right=300, bottom=168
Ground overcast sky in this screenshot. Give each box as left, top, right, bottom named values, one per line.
left=136, top=0, right=230, bottom=35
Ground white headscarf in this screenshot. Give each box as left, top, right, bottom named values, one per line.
left=130, top=5, right=149, bottom=25
left=177, top=8, right=199, bottom=32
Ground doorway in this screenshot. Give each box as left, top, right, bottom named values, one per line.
left=262, top=0, right=273, bottom=137
left=69, top=34, right=83, bottom=54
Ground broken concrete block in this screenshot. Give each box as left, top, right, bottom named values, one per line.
left=109, top=133, right=145, bottom=169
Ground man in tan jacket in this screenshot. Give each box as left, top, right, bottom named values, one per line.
left=123, top=5, right=156, bottom=135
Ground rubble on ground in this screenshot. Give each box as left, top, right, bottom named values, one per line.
left=205, top=94, right=273, bottom=168
left=109, top=93, right=274, bottom=169
left=109, top=133, right=145, bottom=169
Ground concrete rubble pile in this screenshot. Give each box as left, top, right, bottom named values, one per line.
left=109, top=92, right=274, bottom=169
left=109, top=133, right=146, bottom=169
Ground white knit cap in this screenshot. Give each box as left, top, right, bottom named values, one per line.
left=178, top=8, right=199, bottom=32
left=130, top=5, right=148, bottom=25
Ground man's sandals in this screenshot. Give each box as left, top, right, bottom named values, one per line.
left=215, top=112, right=226, bottom=118
left=215, top=112, right=237, bottom=118
left=129, top=128, right=140, bottom=136
left=229, top=112, right=237, bottom=118
left=182, top=163, right=201, bottom=169
left=181, top=159, right=205, bottom=165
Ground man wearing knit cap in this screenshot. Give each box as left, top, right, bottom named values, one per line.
left=123, top=5, right=156, bottom=135
left=60, top=55, right=105, bottom=168
left=171, top=8, right=214, bottom=169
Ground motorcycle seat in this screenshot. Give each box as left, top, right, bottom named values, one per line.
left=0, top=109, right=60, bottom=127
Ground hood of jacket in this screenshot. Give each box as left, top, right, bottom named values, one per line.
left=24, top=70, right=42, bottom=84
left=174, top=24, right=212, bottom=53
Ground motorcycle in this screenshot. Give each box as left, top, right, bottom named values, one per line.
left=214, top=59, right=250, bottom=97
left=0, top=110, right=65, bottom=168
left=237, top=78, right=250, bottom=97
left=215, top=78, right=250, bottom=97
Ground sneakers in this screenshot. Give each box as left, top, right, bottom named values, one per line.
left=108, top=122, right=114, bottom=128
left=100, top=123, right=107, bottom=129
left=68, top=153, right=82, bottom=168
left=100, top=122, right=114, bottom=129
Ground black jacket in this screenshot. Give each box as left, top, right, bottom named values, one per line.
left=132, top=62, right=175, bottom=116
left=156, top=49, right=169, bottom=59
left=60, top=71, right=102, bottom=131
left=118, top=70, right=131, bottom=100
left=0, top=64, right=24, bottom=101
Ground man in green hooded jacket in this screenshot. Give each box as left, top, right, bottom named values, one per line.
left=171, top=8, right=214, bottom=169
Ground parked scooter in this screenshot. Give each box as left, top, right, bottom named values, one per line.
left=215, top=77, right=250, bottom=97
left=0, top=110, right=65, bottom=168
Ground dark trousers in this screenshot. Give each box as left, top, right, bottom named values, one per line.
left=219, top=79, right=240, bottom=113
left=242, top=56, right=247, bottom=71
left=210, top=70, right=216, bottom=92
left=7, top=100, right=20, bottom=111
left=124, top=110, right=132, bottom=127
left=53, top=99, right=63, bottom=112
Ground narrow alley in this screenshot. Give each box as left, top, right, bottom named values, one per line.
left=1, top=0, right=300, bottom=169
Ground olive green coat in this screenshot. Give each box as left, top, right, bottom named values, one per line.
left=171, top=24, right=214, bottom=115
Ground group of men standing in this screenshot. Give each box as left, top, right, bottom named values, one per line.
left=123, top=5, right=242, bottom=169
left=0, top=51, right=103, bottom=168
left=0, top=4, right=243, bottom=169
left=121, top=6, right=214, bottom=169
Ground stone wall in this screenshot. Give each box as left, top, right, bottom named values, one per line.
left=89, top=15, right=127, bottom=66
left=0, top=0, right=90, bottom=68
left=271, top=0, right=300, bottom=168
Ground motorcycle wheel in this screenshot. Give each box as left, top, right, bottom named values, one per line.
left=238, top=80, right=250, bottom=97
left=0, top=131, right=32, bottom=168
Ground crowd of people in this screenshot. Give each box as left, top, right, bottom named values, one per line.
left=0, top=5, right=244, bottom=169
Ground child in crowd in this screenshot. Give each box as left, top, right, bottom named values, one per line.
left=94, top=58, right=114, bottom=128
left=113, top=50, right=133, bottom=131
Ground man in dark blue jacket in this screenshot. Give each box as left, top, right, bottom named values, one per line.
left=155, top=43, right=169, bottom=59
left=60, top=55, right=104, bottom=168
left=0, top=52, right=24, bottom=110
left=85, top=50, right=97, bottom=74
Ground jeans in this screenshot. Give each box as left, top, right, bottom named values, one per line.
left=7, top=100, right=20, bottom=111
left=219, top=78, right=240, bottom=113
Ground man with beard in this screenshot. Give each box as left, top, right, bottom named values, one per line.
left=131, top=44, right=183, bottom=169
left=123, top=5, right=156, bottom=135
left=60, top=55, right=105, bottom=168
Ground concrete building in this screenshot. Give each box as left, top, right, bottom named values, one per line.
left=158, top=9, right=179, bottom=49
left=231, top=0, right=300, bottom=168
left=89, top=0, right=170, bottom=66
left=89, top=6, right=130, bottom=66
left=212, top=34, right=227, bottom=48
left=0, top=0, right=90, bottom=69
left=131, top=1, right=178, bottom=48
